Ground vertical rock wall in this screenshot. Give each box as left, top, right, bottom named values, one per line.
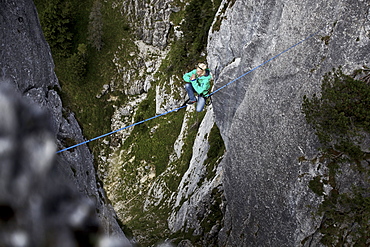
left=118, top=0, right=176, bottom=49
left=0, top=0, right=130, bottom=244
left=208, top=0, right=370, bottom=245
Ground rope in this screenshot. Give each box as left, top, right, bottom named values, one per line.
left=56, top=28, right=323, bottom=154
left=208, top=28, right=323, bottom=96
left=56, top=105, right=187, bottom=153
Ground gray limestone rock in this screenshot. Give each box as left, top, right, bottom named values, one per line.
left=208, top=0, right=370, bottom=246
left=2, top=0, right=369, bottom=245
left=119, top=0, right=175, bottom=49
left=0, top=83, right=131, bottom=246
left=0, top=0, right=130, bottom=245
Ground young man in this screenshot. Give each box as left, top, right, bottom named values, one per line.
left=183, top=63, right=212, bottom=112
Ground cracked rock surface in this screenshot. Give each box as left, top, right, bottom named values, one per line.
left=208, top=0, right=370, bottom=245
left=0, top=0, right=131, bottom=245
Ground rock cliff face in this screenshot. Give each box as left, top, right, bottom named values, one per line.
left=89, top=0, right=370, bottom=245
left=208, top=0, right=370, bottom=245
left=119, top=0, right=176, bottom=49
left=0, top=0, right=130, bottom=245
left=3, top=0, right=369, bottom=246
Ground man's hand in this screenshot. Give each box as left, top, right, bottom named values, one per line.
left=190, top=74, right=196, bottom=81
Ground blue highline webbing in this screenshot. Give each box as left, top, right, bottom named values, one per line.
left=56, top=105, right=187, bottom=153
left=56, top=28, right=323, bottom=154
left=208, top=28, right=323, bottom=96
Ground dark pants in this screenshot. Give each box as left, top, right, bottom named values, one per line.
left=185, top=83, right=206, bottom=112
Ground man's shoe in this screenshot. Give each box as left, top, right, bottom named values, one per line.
left=187, top=100, right=197, bottom=105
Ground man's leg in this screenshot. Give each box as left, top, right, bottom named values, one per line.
left=196, top=96, right=206, bottom=112
left=185, top=83, right=197, bottom=102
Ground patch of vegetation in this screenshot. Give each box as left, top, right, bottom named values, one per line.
left=37, top=0, right=74, bottom=56
left=321, top=36, right=330, bottom=45
left=167, top=110, right=207, bottom=192
left=36, top=0, right=225, bottom=245
left=319, top=183, right=370, bottom=245
left=212, top=0, right=236, bottom=33
left=160, top=0, right=222, bottom=78
left=126, top=204, right=173, bottom=246
left=108, top=93, right=198, bottom=246
left=35, top=0, right=135, bottom=154
left=65, top=43, right=88, bottom=82
left=302, top=68, right=370, bottom=245
left=101, top=0, right=221, bottom=242
left=111, top=105, right=211, bottom=246
left=122, top=90, right=185, bottom=176
left=204, top=123, right=225, bottom=180
left=303, top=68, right=370, bottom=160
left=87, top=0, right=104, bottom=50
left=308, top=176, right=324, bottom=196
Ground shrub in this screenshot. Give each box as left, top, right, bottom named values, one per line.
left=302, top=68, right=370, bottom=245
left=163, top=0, right=221, bottom=76
left=204, top=123, right=225, bottom=180
left=65, top=44, right=87, bottom=83
left=302, top=68, right=370, bottom=160
left=40, top=0, right=74, bottom=56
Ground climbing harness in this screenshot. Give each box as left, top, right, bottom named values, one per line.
left=56, top=28, right=323, bottom=154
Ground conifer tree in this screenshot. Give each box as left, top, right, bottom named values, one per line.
left=88, top=0, right=104, bottom=50
left=40, top=0, right=73, bottom=56
left=303, top=69, right=370, bottom=245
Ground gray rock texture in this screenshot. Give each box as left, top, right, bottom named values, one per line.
left=0, top=0, right=130, bottom=245
left=207, top=0, right=370, bottom=246
left=0, top=83, right=98, bottom=246
left=3, top=0, right=369, bottom=246
left=119, top=0, right=176, bottom=49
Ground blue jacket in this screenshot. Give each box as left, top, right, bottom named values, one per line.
left=183, top=69, right=212, bottom=96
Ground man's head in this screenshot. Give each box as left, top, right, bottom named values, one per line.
left=196, top=63, right=207, bottom=76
